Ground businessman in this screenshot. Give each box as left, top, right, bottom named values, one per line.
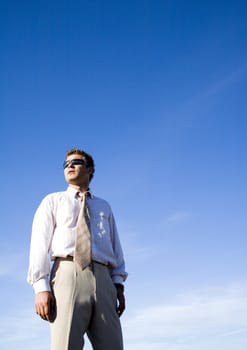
left=27, top=148, right=127, bottom=350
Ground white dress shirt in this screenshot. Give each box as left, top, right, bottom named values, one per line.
left=27, top=186, right=127, bottom=293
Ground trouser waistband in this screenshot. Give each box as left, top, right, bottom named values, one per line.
left=55, top=256, right=108, bottom=267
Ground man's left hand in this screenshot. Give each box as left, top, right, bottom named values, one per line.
left=115, top=285, right=125, bottom=317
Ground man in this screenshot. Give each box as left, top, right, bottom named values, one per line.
left=27, top=148, right=127, bottom=350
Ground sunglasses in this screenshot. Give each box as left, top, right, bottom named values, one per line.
left=63, top=159, right=87, bottom=169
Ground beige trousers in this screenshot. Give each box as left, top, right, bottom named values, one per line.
left=50, top=260, right=123, bottom=350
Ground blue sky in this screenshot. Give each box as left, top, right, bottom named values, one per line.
left=1, top=1, right=247, bottom=349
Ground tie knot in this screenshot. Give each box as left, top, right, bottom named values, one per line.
left=77, top=191, right=90, bottom=201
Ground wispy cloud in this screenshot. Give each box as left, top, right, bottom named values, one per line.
left=122, top=282, right=247, bottom=350
left=221, top=328, right=247, bottom=337
left=117, top=220, right=162, bottom=263
left=0, top=307, right=50, bottom=350
left=166, top=211, right=191, bottom=223
left=196, top=64, right=247, bottom=100
left=123, top=238, right=159, bottom=264
left=0, top=254, right=25, bottom=278
left=1, top=283, right=247, bottom=350
left=0, top=251, right=29, bottom=284
left=182, top=62, right=247, bottom=110
left=160, top=61, right=247, bottom=127
left=0, top=304, right=95, bottom=350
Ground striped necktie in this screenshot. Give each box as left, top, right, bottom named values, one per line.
left=74, top=192, right=91, bottom=269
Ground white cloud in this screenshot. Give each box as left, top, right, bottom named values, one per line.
left=122, top=283, right=247, bottom=350
left=1, top=283, right=247, bottom=350
left=0, top=254, right=25, bottom=278
left=182, top=63, right=247, bottom=110
left=166, top=211, right=191, bottom=223
left=118, top=223, right=160, bottom=264
left=221, top=328, right=247, bottom=337
left=2, top=245, right=247, bottom=350
left=0, top=308, right=50, bottom=350
left=0, top=305, right=95, bottom=350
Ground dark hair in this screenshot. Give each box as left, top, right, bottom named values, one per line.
left=65, top=148, right=95, bottom=182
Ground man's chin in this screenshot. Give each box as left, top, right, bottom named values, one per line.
left=67, top=178, right=80, bottom=185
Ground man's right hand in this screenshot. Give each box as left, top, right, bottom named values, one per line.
left=35, top=291, right=56, bottom=322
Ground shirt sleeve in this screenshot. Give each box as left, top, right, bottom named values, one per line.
left=27, top=195, right=55, bottom=293
left=108, top=211, right=128, bottom=284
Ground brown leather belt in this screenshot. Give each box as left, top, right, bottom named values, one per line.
left=55, top=256, right=108, bottom=267
left=55, top=255, right=74, bottom=262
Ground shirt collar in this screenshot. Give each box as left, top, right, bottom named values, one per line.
left=67, top=186, right=93, bottom=199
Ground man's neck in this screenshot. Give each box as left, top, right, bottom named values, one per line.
left=69, top=184, right=89, bottom=193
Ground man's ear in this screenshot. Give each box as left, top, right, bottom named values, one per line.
left=87, top=166, right=93, bottom=175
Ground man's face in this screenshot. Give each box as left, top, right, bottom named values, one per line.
left=63, top=154, right=92, bottom=187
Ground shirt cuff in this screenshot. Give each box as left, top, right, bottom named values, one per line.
left=112, top=275, right=125, bottom=284
left=33, top=278, right=51, bottom=294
